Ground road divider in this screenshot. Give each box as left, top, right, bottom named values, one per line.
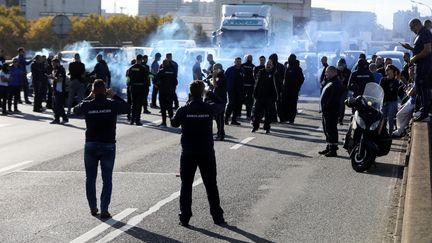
left=230, top=137, right=255, bottom=150
left=70, top=208, right=137, bottom=243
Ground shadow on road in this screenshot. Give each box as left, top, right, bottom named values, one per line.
left=96, top=218, right=182, bottom=242
left=223, top=139, right=313, bottom=158
left=188, top=224, right=275, bottom=243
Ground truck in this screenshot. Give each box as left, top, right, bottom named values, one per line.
left=213, top=4, right=272, bottom=49
left=314, top=31, right=349, bottom=53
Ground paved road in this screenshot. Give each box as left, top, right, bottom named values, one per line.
left=0, top=98, right=405, bottom=242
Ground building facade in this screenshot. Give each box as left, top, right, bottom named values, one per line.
left=138, top=0, right=182, bottom=16
left=19, top=0, right=101, bottom=19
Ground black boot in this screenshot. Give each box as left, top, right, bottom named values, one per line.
left=325, top=146, right=338, bottom=157
left=318, top=145, right=330, bottom=155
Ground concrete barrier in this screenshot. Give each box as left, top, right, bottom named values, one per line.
left=402, top=122, right=432, bottom=243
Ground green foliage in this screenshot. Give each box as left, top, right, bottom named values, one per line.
left=0, top=5, right=176, bottom=54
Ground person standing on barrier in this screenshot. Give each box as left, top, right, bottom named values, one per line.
left=319, top=66, right=343, bottom=157
left=73, top=79, right=129, bottom=218
left=402, top=18, right=432, bottom=121
left=171, top=80, right=225, bottom=227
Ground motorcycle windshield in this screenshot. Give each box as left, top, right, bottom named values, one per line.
left=362, top=82, right=384, bottom=110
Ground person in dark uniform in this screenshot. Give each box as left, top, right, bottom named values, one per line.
left=151, top=52, right=161, bottom=108
left=401, top=18, right=432, bottom=121
left=347, top=59, right=374, bottom=98
left=141, top=55, right=151, bottom=114
left=319, top=56, right=329, bottom=94
left=16, top=47, right=32, bottom=104
left=166, top=53, right=179, bottom=109
left=192, top=55, right=204, bottom=80
left=50, top=58, right=68, bottom=124
left=45, top=54, right=54, bottom=109
left=225, top=57, right=244, bottom=125
left=67, top=53, right=86, bottom=114
left=253, top=56, right=266, bottom=81
left=126, top=58, right=136, bottom=121
left=156, top=59, right=177, bottom=127
left=171, top=80, right=225, bottom=227
left=31, top=55, right=45, bottom=112
left=268, top=53, right=285, bottom=122
left=241, top=54, right=255, bottom=119
left=252, top=59, right=281, bottom=133
left=282, top=54, right=304, bottom=124
left=336, top=58, right=351, bottom=125
left=319, top=66, right=343, bottom=157
left=211, top=63, right=227, bottom=140
left=73, top=79, right=129, bottom=218
left=127, top=54, right=149, bottom=126
left=89, top=54, right=111, bottom=88
left=203, top=53, right=216, bottom=76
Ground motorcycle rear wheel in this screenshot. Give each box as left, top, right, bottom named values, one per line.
left=351, top=144, right=376, bottom=172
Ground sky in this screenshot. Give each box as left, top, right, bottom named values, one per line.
left=101, top=0, right=431, bottom=29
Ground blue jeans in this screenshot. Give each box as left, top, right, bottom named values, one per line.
left=84, top=142, right=116, bottom=211
left=382, top=101, right=398, bottom=134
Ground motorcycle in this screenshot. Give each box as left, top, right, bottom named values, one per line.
left=344, top=82, right=392, bottom=172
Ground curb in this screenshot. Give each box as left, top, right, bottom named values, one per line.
left=401, top=122, right=432, bottom=243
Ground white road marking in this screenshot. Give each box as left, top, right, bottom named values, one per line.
left=141, top=119, right=162, bottom=127
left=95, top=178, right=204, bottom=243
left=297, top=110, right=304, bottom=114
left=0, top=124, right=11, bottom=128
left=0, top=160, right=34, bottom=174
left=230, top=137, right=255, bottom=150
left=70, top=208, right=137, bottom=243
left=315, top=126, right=323, bottom=131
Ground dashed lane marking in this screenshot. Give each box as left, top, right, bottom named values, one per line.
left=15, top=170, right=184, bottom=176
left=95, top=178, right=204, bottom=243
left=70, top=208, right=137, bottom=243
left=0, top=160, right=34, bottom=175
left=230, top=137, right=255, bottom=150
left=298, top=109, right=304, bottom=114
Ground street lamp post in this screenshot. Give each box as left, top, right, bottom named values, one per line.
left=411, top=0, right=432, bottom=17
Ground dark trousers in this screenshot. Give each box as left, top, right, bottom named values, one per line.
left=339, top=90, right=348, bottom=122
left=126, top=86, right=131, bottom=119
left=179, top=152, right=224, bottom=220
left=0, top=86, right=7, bottom=114
left=415, top=64, right=430, bottom=115
left=252, top=99, right=275, bottom=131
left=173, top=91, right=179, bottom=108
left=283, top=90, right=300, bottom=123
left=84, top=142, right=116, bottom=211
left=225, top=92, right=242, bottom=122
left=142, top=86, right=150, bottom=112
left=53, top=91, right=66, bottom=120
left=159, top=93, right=173, bottom=124
left=33, top=81, right=43, bottom=111
left=151, top=85, right=159, bottom=106
left=243, top=86, right=254, bottom=118
left=322, top=112, right=338, bottom=148
left=8, top=86, right=20, bottom=111
left=215, top=107, right=226, bottom=137
left=21, top=76, right=30, bottom=102
left=46, top=84, right=53, bottom=109
left=131, top=89, right=145, bottom=123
